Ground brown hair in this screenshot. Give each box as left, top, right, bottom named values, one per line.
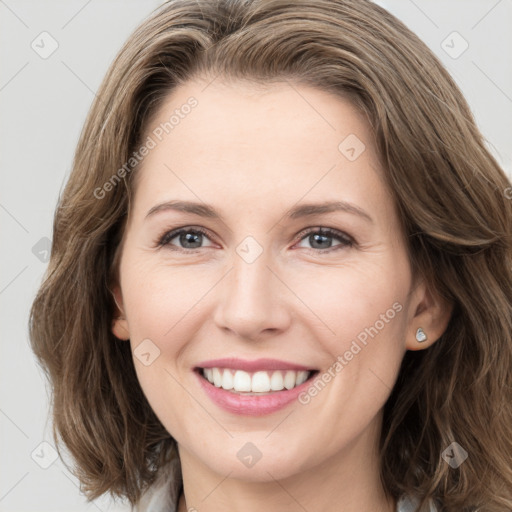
left=29, top=0, right=512, bottom=510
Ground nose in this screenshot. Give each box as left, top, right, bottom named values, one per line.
left=213, top=245, right=291, bottom=341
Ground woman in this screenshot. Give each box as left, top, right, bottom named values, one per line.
left=29, top=0, right=512, bottom=511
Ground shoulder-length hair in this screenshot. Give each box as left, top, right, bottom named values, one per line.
left=29, top=0, right=512, bottom=510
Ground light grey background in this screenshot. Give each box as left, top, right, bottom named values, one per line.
left=1, top=1, right=511, bottom=511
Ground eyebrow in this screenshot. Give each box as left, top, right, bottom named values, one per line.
left=145, top=199, right=373, bottom=223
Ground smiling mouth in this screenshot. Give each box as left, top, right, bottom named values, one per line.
left=195, top=367, right=319, bottom=395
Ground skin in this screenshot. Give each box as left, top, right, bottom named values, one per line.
left=112, top=78, right=452, bottom=512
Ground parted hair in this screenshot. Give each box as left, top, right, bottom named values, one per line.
left=29, top=0, right=512, bottom=510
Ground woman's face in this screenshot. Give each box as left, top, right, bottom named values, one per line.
left=113, top=79, right=429, bottom=482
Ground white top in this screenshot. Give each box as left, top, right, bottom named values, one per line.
left=134, top=457, right=439, bottom=512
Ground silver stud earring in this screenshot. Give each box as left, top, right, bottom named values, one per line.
left=416, top=327, right=427, bottom=343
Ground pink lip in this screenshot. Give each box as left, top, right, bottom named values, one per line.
left=194, top=368, right=318, bottom=416
left=195, top=357, right=315, bottom=372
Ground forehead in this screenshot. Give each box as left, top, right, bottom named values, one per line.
left=130, top=78, right=392, bottom=223
left=145, top=78, right=374, bottom=161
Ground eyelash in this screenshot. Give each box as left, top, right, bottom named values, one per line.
left=156, top=226, right=355, bottom=254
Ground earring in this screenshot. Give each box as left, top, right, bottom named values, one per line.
left=415, top=327, right=427, bottom=343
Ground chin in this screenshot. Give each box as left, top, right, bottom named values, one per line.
left=190, top=440, right=312, bottom=483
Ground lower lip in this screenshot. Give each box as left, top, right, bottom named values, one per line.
left=195, top=370, right=318, bottom=416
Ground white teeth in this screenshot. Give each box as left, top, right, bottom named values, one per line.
left=202, top=368, right=312, bottom=393
left=233, top=370, right=252, bottom=391
left=296, top=371, right=309, bottom=386
left=270, top=371, right=284, bottom=391
left=212, top=368, right=222, bottom=387
left=251, top=371, right=271, bottom=392
left=284, top=370, right=296, bottom=390
left=221, top=369, right=234, bottom=390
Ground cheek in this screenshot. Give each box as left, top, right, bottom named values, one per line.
left=287, top=262, right=409, bottom=448
left=121, top=255, right=213, bottom=342
left=289, top=256, right=410, bottom=354
left=120, top=258, right=212, bottom=435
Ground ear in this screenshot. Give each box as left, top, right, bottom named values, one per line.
left=406, top=277, right=454, bottom=351
left=111, top=284, right=130, bottom=341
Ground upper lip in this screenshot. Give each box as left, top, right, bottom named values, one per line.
left=195, top=357, right=316, bottom=372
